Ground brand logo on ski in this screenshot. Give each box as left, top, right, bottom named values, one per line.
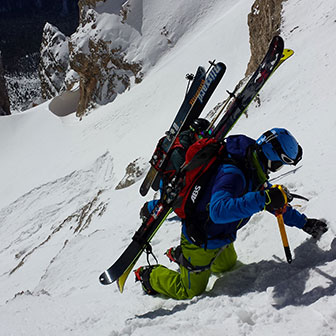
left=189, top=79, right=205, bottom=105
left=198, top=64, right=223, bottom=103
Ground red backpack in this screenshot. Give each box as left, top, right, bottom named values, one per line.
left=172, top=137, right=227, bottom=219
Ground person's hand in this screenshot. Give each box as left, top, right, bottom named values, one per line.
left=303, top=218, right=328, bottom=239
left=263, top=186, right=287, bottom=212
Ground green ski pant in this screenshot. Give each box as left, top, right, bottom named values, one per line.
left=149, top=235, right=237, bottom=300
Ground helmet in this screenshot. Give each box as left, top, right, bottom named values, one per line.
left=256, top=128, right=303, bottom=172
left=190, top=118, right=210, bottom=133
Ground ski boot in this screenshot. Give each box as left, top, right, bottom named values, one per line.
left=134, top=265, right=158, bottom=295
left=165, top=245, right=182, bottom=265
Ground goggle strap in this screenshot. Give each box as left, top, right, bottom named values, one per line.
left=262, top=131, right=301, bottom=165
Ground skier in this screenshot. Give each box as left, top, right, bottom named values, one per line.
left=139, top=118, right=211, bottom=221
left=135, top=128, right=328, bottom=299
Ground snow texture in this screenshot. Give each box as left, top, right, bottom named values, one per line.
left=0, top=0, right=336, bottom=335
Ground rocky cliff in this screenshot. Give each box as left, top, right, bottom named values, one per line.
left=40, top=0, right=216, bottom=118
left=69, top=0, right=143, bottom=117
left=26, top=0, right=286, bottom=117
left=68, top=0, right=147, bottom=117
left=246, top=0, right=284, bottom=76
left=39, top=23, right=72, bottom=100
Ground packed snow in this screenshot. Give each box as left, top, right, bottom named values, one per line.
left=0, top=0, right=336, bottom=335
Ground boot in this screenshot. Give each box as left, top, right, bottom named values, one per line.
left=134, top=265, right=158, bottom=295
left=165, top=245, right=182, bottom=265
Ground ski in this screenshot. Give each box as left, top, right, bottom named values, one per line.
left=99, top=204, right=173, bottom=291
left=139, top=62, right=226, bottom=196
left=213, top=36, right=288, bottom=140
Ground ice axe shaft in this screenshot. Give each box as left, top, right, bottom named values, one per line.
left=276, top=213, right=292, bottom=263
left=271, top=185, right=308, bottom=264
left=272, top=185, right=294, bottom=264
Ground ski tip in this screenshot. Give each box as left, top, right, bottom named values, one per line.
left=139, top=186, right=148, bottom=197
left=116, top=279, right=125, bottom=293
left=99, top=271, right=113, bottom=285
left=282, top=49, right=294, bottom=59
left=273, top=35, right=284, bottom=44
left=217, top=61, right=226, bottom=69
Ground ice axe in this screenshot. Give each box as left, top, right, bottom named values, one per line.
left=271, top=185, right=309, bottom=264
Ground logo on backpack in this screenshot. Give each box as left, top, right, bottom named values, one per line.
left=191, top=185, right=201, bottom=203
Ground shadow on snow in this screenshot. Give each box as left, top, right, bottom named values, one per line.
left=134, top=237, right=336, bottom=320
left=210, top=237, right=336, bottom=309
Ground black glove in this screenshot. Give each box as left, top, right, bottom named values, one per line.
left=303, top=218, right=328, bottom=239
left=263, top=187, right=287, bottom=212
left=139, top=202, right=151, bottom=222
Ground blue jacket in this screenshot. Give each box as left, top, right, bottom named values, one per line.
left=182, top=134, right=307, bottom=249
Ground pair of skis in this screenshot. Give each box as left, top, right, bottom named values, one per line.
left=140, top=61, right=226, bottom=196
left=99, top=36, right=294, bottom=292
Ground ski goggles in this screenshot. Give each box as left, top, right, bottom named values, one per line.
left=267, top=160, right=284, bottom=172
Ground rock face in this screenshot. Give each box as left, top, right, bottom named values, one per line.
left=246, top=0, right=284, bottom=76
left=0, top=53, right=10, bottom=115
left=70, top=0, right=143, bottom=117
left=37, top=0, right=144, bottom=117
left=115, top=157, right=148, bottom=190
left=39, top=23, right=72, bottom=100
left=37, top=0, right=225, bottom=118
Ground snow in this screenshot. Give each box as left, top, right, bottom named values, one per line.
left=1, top=0, right=336, bottom=335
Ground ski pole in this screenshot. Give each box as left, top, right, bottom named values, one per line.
left=208, top=90, right=236, bottom=131
left=206, top=59, right=217, bottom=74
left=185, top=73, right=194, bottom=96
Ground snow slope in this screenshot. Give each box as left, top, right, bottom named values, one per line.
left=1, top=0, right=336, bottom=335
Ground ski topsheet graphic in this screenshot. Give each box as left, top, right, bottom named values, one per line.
left=213, top=36, right=286, bottom=139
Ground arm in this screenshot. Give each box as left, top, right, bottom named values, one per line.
left=282, top=205, right=307, bottom=229
left=264, top=182, right=307, bottom=229
left=209, top=165, right=265, bottom=224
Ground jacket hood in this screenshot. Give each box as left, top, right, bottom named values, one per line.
left=225, top=134, right=256, bottom=160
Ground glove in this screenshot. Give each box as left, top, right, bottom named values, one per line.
left=303, top=218, right=328, bottom=239
left=263, top=187, right=287, bottom=212
left=139, top=202, right=151, bottom=222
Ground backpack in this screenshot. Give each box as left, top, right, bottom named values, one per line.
left=173, top=137, right=225, bottom=218
left=151, top=130, right=196, bottom=190
left=171, top=136, right=252, bottom=247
